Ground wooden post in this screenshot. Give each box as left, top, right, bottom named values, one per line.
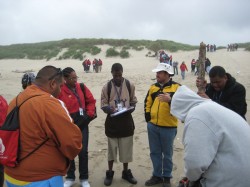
left=197, top=42, right=206, bottom=93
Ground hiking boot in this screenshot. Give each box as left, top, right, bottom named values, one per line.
left=122, top=169, right=137, bottom=184
left=145, top=176, right=163, bottom=186
left=104, top=170, right=114, bottom=186
left=80, top=179, right=90, bottom=187
left=162, top=177, right=171, bottom=187
left=64, top=180, right=75, bottom=187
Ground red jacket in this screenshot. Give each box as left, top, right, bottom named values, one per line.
left=58, top=83, right=96, bottom=118
left=180, top=63, right=188, bottom=71
left=0, top=95, right=8, bottom=126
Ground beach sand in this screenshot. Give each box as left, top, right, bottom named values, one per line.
left=1, top=46, right=249, bottom=187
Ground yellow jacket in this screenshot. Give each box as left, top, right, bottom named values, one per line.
left=144, top=79, right=180, bottom=127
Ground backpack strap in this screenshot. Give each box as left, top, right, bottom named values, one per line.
left=17, top=94, right=50, bottom=163
left=107, top=78, right=131, bottom=102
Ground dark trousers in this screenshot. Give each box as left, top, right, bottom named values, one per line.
left=66, top=125, right=89, bottom=180
left=0, top=164, right=4, bottom=187
left=173, top=66, right=178, bottom=75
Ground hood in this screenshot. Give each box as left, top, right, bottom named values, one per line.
left=170, top=85, right=210, bottom=121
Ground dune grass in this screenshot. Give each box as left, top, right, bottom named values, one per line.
left=0, top=38, right=248, bottom=60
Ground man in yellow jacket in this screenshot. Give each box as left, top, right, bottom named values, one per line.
left=144, top=63, right=180, bottom=187
left=4, top=65, right=82, bottom=187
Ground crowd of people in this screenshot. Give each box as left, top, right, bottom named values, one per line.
left=206, top=44, right=216, bottom=52
left=0, top=58, right=249, bottom=187
left=82, top=58, right=103, bottom=73
left=227, top=43, right=238, bottom=51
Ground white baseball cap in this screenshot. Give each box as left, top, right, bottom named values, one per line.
left=152, top=63, right=174, bottom=75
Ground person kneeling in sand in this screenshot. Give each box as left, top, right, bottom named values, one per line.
left=171, top=85, right=250, bottom=187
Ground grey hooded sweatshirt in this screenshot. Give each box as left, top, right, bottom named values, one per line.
left=170, top=85, right=250, bottom=187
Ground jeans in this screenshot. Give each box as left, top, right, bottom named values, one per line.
left=181, top=71, right=185, bottom=80
left=173, top=66, right=178, bottom=75
left=66, top=124, right=89, bottom=180
left=147, top=122, right=177, bottom=178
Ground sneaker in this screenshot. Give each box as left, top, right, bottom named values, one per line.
left=104, top=170, right=114, bottom=186
left=64, top=180, right=75, bottom=187
left=145, top=176, right=163, bottom=186
left=80, top=179, right=90, bottom=187
left=122, top=169, right=137, bottom=184
left=163, top=177, right=171, bottom=187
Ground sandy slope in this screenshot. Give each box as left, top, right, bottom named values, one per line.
left=0, top=47, right=249, bottom=187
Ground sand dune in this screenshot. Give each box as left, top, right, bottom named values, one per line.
left=0, top=47, right=249, bottom=187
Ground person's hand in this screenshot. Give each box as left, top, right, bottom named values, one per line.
left=196, top=77, right=207, bottom=89
left=197, top=91, right=210, bottom=99
left=158, top=93, right=171, bottom=102
left=145, top=112, right=151, bottom=122
left=101, top=106, right=115, bottom=114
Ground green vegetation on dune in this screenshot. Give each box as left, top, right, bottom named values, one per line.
left=1, top=38, right=248, bottom=60
left=238, top=42, right=250, bottom=51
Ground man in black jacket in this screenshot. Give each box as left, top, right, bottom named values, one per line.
left=197, top=66, right=247, bottom=119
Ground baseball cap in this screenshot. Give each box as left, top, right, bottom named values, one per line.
left=152, top=63, right=174, bottom=75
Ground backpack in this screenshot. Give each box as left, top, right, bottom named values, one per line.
left=107, top=79, right=131, bottom=102
left=0, top=94, right=49, bottom=167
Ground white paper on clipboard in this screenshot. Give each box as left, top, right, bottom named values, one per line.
left=110, top=106, right=134, bottom=117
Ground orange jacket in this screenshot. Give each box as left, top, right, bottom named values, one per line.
left=5, top=85, right=82, bottom=182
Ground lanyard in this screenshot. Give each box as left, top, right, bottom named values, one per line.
left=113, top=81, right=123, bottom=102
left=66, top=84, right=83, bottom=108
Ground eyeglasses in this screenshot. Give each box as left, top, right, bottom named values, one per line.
left=68, top=76, right=79, bottom=81
left=48, top=68, right=63, bottom=80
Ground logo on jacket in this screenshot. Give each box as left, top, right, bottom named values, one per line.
left=0, top=138, right=5, bottom=154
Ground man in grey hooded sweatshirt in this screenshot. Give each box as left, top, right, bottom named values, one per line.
left=170, top=85, right=250, bottom=187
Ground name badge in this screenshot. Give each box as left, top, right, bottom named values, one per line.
left=79, top=108, right=84, bottom=116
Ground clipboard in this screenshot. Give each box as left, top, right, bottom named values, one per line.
left=110, top=106, right=135, bottom=117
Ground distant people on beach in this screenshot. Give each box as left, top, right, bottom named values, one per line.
left=59, top=67, right=96, bottom=187
left=144, top=63, right=180, bottom=187
left=180, top=61, right=188, bottom=80
left=205, top=57, right=211, bottom=74
left=4, top=65, right=82, bottom=187
left=191, top=59, right=196, bottom=73
left=196, top=66, right=247, bottom=119
left=171, top=85, right=250, bottom=187
left=101, top=63, right=137, bottom=186
left=21, top=72, right=35, bottom=89
left=83, top=59, right=91, bottom=73
left=206, top=44, right=216, bottom=52
left=159, top=50, right=170, bottom=64
left=227, top=43, right=238, bottom=51
left=172, top=61, right=179, bottom=75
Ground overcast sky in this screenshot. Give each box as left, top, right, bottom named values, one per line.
left=0, top=0, right=249, bottom=46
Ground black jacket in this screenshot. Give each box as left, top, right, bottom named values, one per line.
left=206, top=73, right=247, bottom=119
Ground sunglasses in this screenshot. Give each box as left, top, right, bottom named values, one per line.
left=48, top=68, right=63, bottom=80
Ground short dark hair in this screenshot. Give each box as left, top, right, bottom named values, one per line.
left=36, top=65, right=63, bottom=83
left=111, top=63, right=123, bottom=72
left=209, top=66, right=226, bottom=78
left=62, top=67, right=75, bottom=78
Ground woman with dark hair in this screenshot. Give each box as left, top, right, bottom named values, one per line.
left=58, top=67, right=96, bottom=187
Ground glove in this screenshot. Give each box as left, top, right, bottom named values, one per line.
left=145, top=112, right=151, bottom=122
left=102, top=106, right=114, bottom=114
